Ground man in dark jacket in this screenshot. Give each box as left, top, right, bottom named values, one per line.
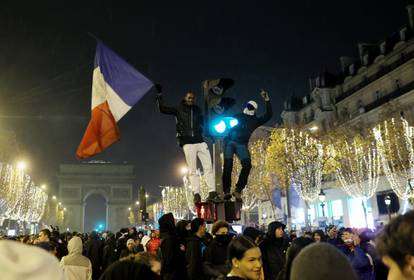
left=85, top=231, right=104, bottom=280
left=156, top=85, right=219, bottom=204
left=158, top=213, right=187, bottom=280
left=186, top=218, right=207, bottom=280
left=223, top=90, right=272, bottom=201
left=203, top=220, right=232, bottom=280
left=259, top=221, right=289, bottom=280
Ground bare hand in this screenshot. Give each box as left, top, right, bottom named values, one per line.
left=260, top=89, right=270, bottom=101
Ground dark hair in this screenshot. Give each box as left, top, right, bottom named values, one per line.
left=376, top=210, right=414, bottom=270
left=342, top=228, right=353, bottom=234
left=40, top=229, right=51, bottom=238
left=212, top=220, right=229, bottom=236
left=281, top=237, right=314, bottom=280
left=313, top=230, right=327, bottom=242
left=191, top=218, right=205, bottom=234
left=228, top=235, right=257, bottom=264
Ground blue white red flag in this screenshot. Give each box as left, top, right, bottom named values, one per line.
left=76, top=41, right=153, bottom=159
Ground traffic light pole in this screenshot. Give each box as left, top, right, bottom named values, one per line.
left=213, top=139, right=223, bottom=194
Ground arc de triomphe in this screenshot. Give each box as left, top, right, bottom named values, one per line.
left=57, top=163, right=135, bottom=232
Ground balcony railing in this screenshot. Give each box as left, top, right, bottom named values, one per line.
left=336, top=49, right=414, bottom=103
left=364, top=80, right=414, bottom=113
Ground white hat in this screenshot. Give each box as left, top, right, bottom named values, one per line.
left=127, top=238, right=135, bottom=246
left=243, top=100, right=258, bottom=116
left=0, top=240, right=65, bottom=280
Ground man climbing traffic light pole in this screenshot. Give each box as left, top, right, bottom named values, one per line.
left=155, top=84, right=221, bottom=204
left=222, top=90, right=273, bottom=202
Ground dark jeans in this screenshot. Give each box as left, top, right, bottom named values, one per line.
left=222, top=140, right=252, bottom=194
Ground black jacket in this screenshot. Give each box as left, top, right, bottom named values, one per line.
left=186, top=235, right=205, bottom=280
left=159, top=213, right=187, bottom=280
left=85, top=233, right=104, bottom=280
left=157, top=97, right=204, bottom=146
left=99, top=260, right=160, bottom=280
left=227, top=101, right=272, bottom=144
left=259, top=222, right=289, bottom=280
left=203, top=236, right=231, bottom=279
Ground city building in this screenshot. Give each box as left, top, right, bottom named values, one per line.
left=278, top=5, right=414, bottom=229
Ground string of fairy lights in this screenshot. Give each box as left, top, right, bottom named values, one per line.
left=373, top=117, right=414, bottom=200
left=0, top=162, right=48, bottom=224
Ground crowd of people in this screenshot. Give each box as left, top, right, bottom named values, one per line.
left=0, top=210, right=414, bottom=280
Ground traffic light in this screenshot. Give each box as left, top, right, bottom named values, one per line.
left=203, top=78, right=236, bottom=137
left=211, top=116, right=239, bottom=135
left=203, top=78, right=235, bottom=114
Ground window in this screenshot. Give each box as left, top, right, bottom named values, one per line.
left=374, top=90, right=381, bottom=100
left=330, top=200, right=343, bottom=220
left=348, top=197, right=374, bottom=229
left=308, top=204, right=316, bottom=224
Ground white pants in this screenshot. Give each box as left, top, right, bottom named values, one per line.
left=183, top=142, right=215, bottom=194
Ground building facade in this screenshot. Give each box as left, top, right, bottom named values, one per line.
left=277, top=5, right=414, bottom=228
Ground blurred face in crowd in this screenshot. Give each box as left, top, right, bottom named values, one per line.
left=184, top=92, right=195, bottom=106
left=327, top=227, right=337, bottom=239
left=382, top=255, right=414, bottom=280
left=342, top=231, right=353, bottom=242
left=313, top=233, right=321, bottom=242
left=232, top=247, right=262, bottom=280
left=215, top=227, right=229, bottom=236
left=127, top=242, right=135, bottom=251
left=150, top=260, right=162, bottom=276
left=199, top=223, right=207, bottom=236
left=38, top=231, right=49, bottom=242
left=275, top=227, right=284, bottom=239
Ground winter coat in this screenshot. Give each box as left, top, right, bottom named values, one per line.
left=85, top=233, right=104, bottom=280
left=186, top=235, right=205, bottom=280
left=227, top=101, right=272, bottom=144
left=60, top=236, right=92, bottom=280
left=157, top=98, right=204, bottom=146
left=342, top=246, right=375, bottom=280
left=159, top=213, right=187, bottom=280
left=99, top=260, right=160, bottom=280
left=203, top=235, right=232, bottom=279
left=259, top=222, right=289, bottom=280
left=147, top=237, right=161, bottom=255
left=102, top=239, right=118, bottom=271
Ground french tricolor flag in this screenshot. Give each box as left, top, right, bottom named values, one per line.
left=76, top=41, right=153, bottom=159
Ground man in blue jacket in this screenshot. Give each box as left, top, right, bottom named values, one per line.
left=222, top=90, right=272, bottom=201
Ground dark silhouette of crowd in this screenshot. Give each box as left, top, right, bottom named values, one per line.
left=1, top=210, right=414, bottom=280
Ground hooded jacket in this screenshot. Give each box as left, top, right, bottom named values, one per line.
left=158, top=213, right=187, bottom=280
left=60, top=236, right=92, bottom=280
left=99, top=260, right=160, bottom=280
left=157, top=97, right=204, bottom=147
left=259, top=221, right=289, bottom=280
left=227, top=100, right=272, bottom=144
left=203, top=235, right=232, bottom=279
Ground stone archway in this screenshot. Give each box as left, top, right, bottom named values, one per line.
left=83, top=190, right=109, bottom=232
left=57, top=163, right=135, bottom=232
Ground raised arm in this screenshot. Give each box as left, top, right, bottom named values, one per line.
left=257, top=90, right=273, bottom=125
left=155, top=84, right=177, bottom=115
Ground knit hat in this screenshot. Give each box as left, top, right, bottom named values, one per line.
left=0, top=240, right=65, bottom=280
left=127, top=239, right=135, bottom=246
left=290, top=243, right=357, bottom=280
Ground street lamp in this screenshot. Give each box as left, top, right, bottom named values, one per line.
left=52, top=196, right=57, bottom=200
left=181, top=166, right=189, bottom=175
left=41, top=184, right=46, bottom=190
left=135, top=201, right=140, bottom=206
left=145, top=194, right=149, bottom=199
left=318, top=189, right=326, bottom=217
left=17, top=161, right=27, bottom=170
left=262, top=212, right=267, bottom=225
left=384, top=194, right=391, bottom=221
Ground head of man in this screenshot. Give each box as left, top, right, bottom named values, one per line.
left=341, top=228, right=353, bottom=243
left=183, top=92, right=195, bottom=106
left=191, top=218, right=206, bottom=238
left=38, top=229, right=51, bottom=242
left=377, top=210, right=414, bottom=280
left=212, top=220, right=229, bottom=236
left=127, top=239, right=135, bottom=252
left=327, top=225, right=337, bottom=239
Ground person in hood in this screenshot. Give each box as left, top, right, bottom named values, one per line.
left=158, top=213, right=187, bottom=280
left=0, top=240, right=66, bottom=280
left=243, top=227, right=264, bottom=246
left=146, top=231, right=161, bottom=255
left=259, top=221, right=289, bottom=280
left=156, top=85, right=219, bottom=204
left=60, top=236, right=92, bottom=280
left=222, top=90, right=272, bottom=201
left=99, top=260, right=159, bottom=280
left=85, top=231, right=104, bottom=280
left=203, top=220, right=232, bottom=279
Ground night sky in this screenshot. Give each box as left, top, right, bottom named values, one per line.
left=0, top=0, right=408, bottom=199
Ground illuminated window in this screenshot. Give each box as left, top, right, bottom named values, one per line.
left=331, top=200, right=343, bottom=220
left=309, top=204, right=316, bottom=224
left=348, top=197, right=374, bottom=229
